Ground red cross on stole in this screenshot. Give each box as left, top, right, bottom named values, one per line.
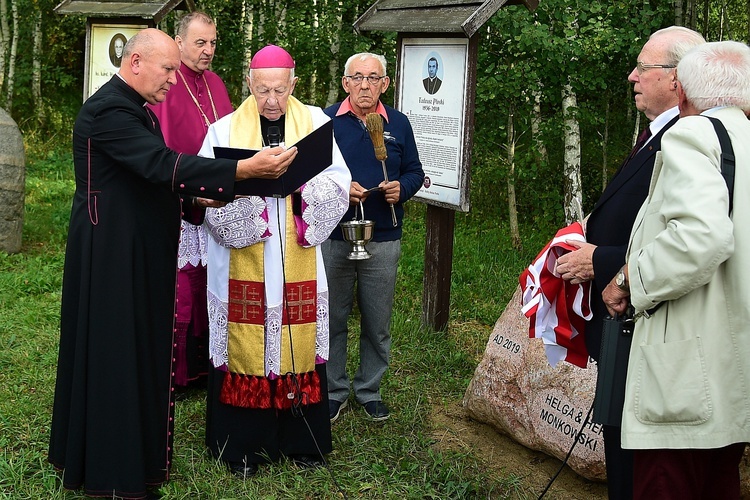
left=228, top=279, right=317, bottom=325
left=283, top=280, right=317, bottom=324
left=228, top=280, right=265, bottom=324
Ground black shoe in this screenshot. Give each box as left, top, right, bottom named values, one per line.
left=228, top=461, right=258, bottom=479
left=363, top=400, right=390, bottom=422
left=290, top=454, right=325, bottom=469
left=173, top=384, right=191, bottom=401
left=329, top=398, right=348, bottom=423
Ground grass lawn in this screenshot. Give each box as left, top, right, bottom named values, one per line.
left=0, top=141, right=554, bottom=499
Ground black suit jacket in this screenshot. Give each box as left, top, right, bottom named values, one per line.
left=585, top=115, right=679, bottom=360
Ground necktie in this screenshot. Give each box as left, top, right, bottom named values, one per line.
left=628, top=127, right=652, bottom=160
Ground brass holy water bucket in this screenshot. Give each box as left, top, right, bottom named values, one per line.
left=339, top=202, right=375, bottom=260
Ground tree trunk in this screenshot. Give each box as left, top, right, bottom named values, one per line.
left=5, top=0, right=17, bottom=112
left=531, top=87, right=548, bottom=164
left=506, top=105, right=520, bottom=249
left=632, top=112, right=641, bottom=148
left=33, top=9, right=43, bottom=123
left=702, top=0, right=710, bottom=38
left=242, top=0, right=253, bottom=100
left=685, top=0, right=696, bottom=29
left=276, top=2, right=287, bottom=34
left=0, top=0, right=9, bottom=93
left=601, top=99, right=609, bottom=192
left=674, top=0, right=683, bottom=26
left=325, top=0, right=343, bottom=109
left=562, top=82, right=582, bottom=225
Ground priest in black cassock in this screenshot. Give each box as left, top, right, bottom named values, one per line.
left=48, top=28, right=297, bottom=500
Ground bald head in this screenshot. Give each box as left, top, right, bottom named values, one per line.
left=119, top=28, right=181, bottom=104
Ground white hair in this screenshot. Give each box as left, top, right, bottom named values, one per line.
left=344, top=53, right=387, bottom=76
left=677, top=41, right=750, bottom=112
left=650, top=26, right=706, bottom=66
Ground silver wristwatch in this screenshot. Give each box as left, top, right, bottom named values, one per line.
left=615, top=266, right=628, bottom=292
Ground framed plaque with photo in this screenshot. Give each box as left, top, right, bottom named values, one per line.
left=85, top=22, right=148, bottom=101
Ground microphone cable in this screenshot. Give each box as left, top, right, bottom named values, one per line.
left=273, top=198, right=349, bottom=500
left=537, top=401, right=594, bottom=500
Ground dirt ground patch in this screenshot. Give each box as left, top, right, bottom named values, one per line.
left=430, top=400, right=608, bottom=499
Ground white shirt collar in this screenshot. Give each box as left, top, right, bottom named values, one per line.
left=648, top=106, right=679, bottom=137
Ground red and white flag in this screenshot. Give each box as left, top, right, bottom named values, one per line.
left=519, top=222, right=592, bottom=368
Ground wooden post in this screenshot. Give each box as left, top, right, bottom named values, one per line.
left=422, top=204, right=455, bottom=332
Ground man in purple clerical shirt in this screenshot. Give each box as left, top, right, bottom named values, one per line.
left=149, top=11, right=234, bottom=390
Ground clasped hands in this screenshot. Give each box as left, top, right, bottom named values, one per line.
left=557, top=240, right=630, bottom=316
left=555, top=240, right=596, bottom=284
left=348, top=180, right=401, bottom=205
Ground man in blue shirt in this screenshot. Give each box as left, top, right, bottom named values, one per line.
left=323, top=52, right=424, bottom=423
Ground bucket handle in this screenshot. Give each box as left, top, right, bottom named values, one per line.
left=353, top=200, right=366, bottom=222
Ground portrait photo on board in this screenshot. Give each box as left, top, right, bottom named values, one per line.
left=422, top=55, right=443, bottom=95
left=109, top=33, right=127, bottom=68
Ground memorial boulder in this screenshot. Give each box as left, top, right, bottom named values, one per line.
left=0, top=107, right=25, bottom=253
left=464, top=286, right=606, bottom=481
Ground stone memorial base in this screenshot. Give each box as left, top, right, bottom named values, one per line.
left=0, top=106, right=25, bottom=254
left=464, top=286, right=604, bottom=481
left=464, top=286, right=750, bottom=492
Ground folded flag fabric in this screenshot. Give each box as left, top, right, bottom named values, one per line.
left=519, top=221, right=592, bottom=368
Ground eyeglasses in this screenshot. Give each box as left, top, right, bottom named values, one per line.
left=345, top=75, right=387, bottom=85
left=636, top=62, right=676, bottom=75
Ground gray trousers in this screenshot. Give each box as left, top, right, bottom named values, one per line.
left=322, top=239, right=400, bottom=404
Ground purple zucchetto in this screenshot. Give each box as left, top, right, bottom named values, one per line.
left=249, top=45, right=295, bottom=69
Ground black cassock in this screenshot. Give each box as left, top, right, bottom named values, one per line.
left=49, top=76, right=238, bottom=499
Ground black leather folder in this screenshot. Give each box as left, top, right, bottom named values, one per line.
left=215, top=119, right=333, bottom=198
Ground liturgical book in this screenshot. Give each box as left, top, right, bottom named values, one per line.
left=215, top=119, right=333, bottom=198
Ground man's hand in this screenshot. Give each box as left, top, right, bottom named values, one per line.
left=556, top=240, right=596, bottom=284
left=380, top=180, right=401, bottom=204
left=194, top=197, right=226, bottom=208
left=602, top=279, right=630, bottom=316
left=349, top=181, right=371, bottom=205
left=235, top=146, right=298, bottom=180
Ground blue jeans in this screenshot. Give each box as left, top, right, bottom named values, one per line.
left=322, top=239, right=400, bottom=405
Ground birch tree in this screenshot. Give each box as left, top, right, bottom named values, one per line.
left=506, top=106, right=521, bottom=249
left=324, top=0, right=343, bottom=108
left=599, top=100, right=609, bottom=192
left=531, top=87, right=547, bottom=165
left=675, top=0, right=684, bottom=26
left=561, top=81, right=582, bottom=225
left=32, top=7, right=43, bottom=122
left=0, top=0, right=8, bottom=95
left=4, top=0, right=17, bottom=111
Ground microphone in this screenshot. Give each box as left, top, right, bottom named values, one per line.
left=268, top=126, right=281, bottom=147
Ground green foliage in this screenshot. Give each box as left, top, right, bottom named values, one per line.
left=3, top=0, right=748, bottom=223
left=471, top=0, right=679, bottom=224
